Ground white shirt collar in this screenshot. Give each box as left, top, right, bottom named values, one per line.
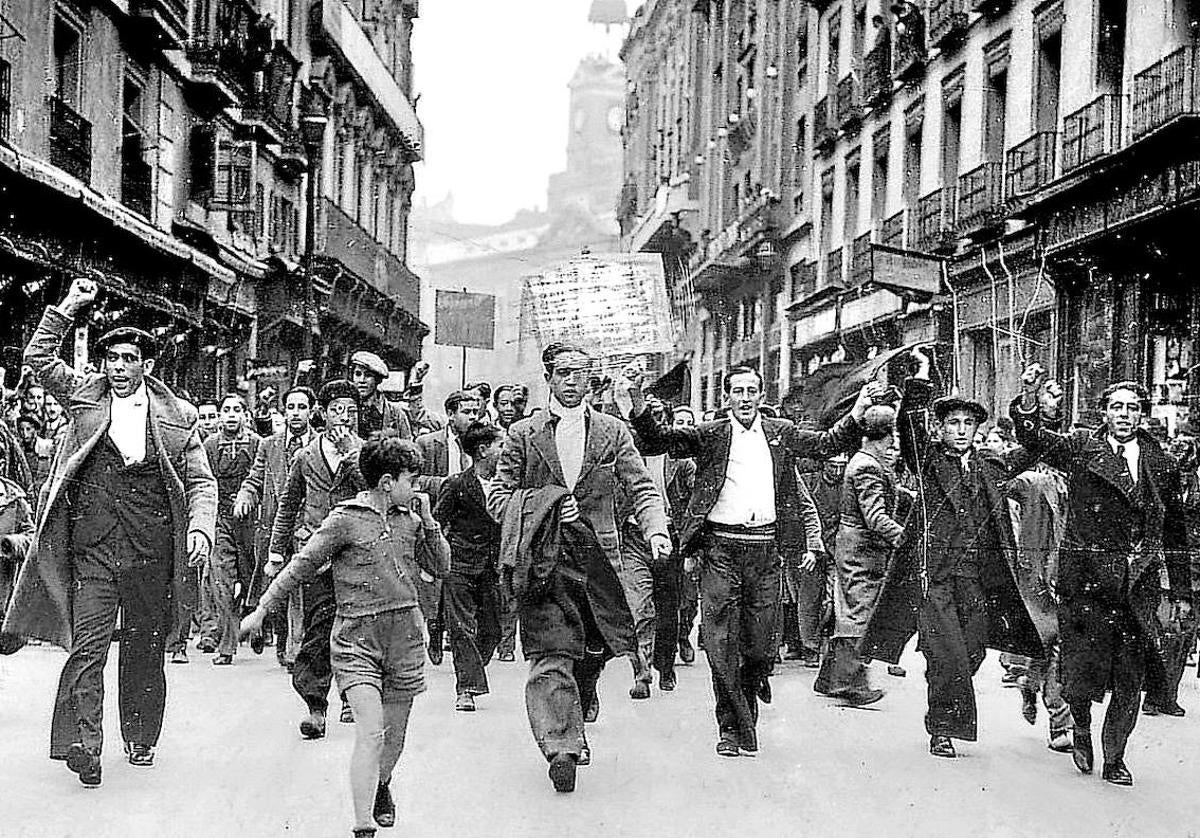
left=1108, top=435, right=1139, bottom=454
left=113, top=381, right=148, bottom=405
left=730, top=413, right=764, bottom=436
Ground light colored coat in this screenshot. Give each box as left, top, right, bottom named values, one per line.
left=0, top=306, right=217, bottom=649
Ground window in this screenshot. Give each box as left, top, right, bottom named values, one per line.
left=1034, top=28, right=1062, bottom=132
left=356, top=159, right=369, bottom=225
left=796, top=25, right=809, bottom=84
left=255, top=183, right=265, bottom=240
left=983, top=38, right=1010, bottom=163
left=1097, top=0, right=1126, bottom=94
left=941, top=74, right=962, bottom=185
left=191, top=127, right=253, bottom=210
left=819, top=168, right=835, bottom=256
left=852, top=2, right=867, bottom=65
left=53, top=16, right=82, bottom=108
left=845, top=155, right=861, bottom=240
left=333, top=132, right=347, bottom=208
left=826, top=12, right=841, bottom=96
left=792, top=116, right=807, bottom=213
left=871, top=127, right=889, bottom=223
left=120, top=73, right=152, bottom=217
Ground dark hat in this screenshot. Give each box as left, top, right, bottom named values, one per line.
left=318, top=378, right=360, bottom=407
left=15, top=412, right=41, bottom=430
left=931, top=395, right=988, bottom=424
left=96, top=326, right=159, bottom=360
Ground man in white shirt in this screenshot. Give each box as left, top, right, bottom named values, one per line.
left=627, top=364, right=878, bottom=758
left=2, top=277, right=216, bottom=786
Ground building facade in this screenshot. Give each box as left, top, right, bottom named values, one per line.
left=0, top=0, right=425, bottom=403
left=623, top=0, right=1200, bottom=430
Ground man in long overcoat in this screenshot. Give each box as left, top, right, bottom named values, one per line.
left=862, top=349, right=1042, bottom=759
left=1011, top=368, right=1193, bottom=786
left=1, top=277, right=215, bottom=786
left=487, top=342, right=670, bottom=794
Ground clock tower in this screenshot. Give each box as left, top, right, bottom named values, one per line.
left=546, top=9, right=627, bottom=226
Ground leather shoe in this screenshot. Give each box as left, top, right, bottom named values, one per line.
left=583, top=695, right=600, bottom=723
left=1072, top=728, right=1094, bottom=774
left=629, top=681, right=650, bottom=700
left=840, top=688, right=885, bottom=707
left=1158, top=702, right=1186, bottom=717
left=1048, top=730, right=1072, bottom=753
left=887, top=665, right=906, bottom=677
left=125, top=742, right=154, bottom=766
left=66, top=743, right=102, bottom=786
left=578, top=744, right=591, bottom=766
left=1142, top=701, right=1161, bottom=716
left=678, top=637, right=695, bottom=664
left=715, top=738, right=740, bottom=758
left=1102, top=760, right=1133, bottom=786
left=756, top=677, right=772, bottom=704
left=548, top=753, right=577, bottom=792
left=427, top=639, right=443, bottom=666
left=340, top=702, right=355, bottom=724
left=196, top=638, right=216, bottom=653
left=373, top=780, right=396, bottom=827
left=455, top=693, right=476, bottom=712
left=250, top=631, right=265, bottom=655
left=299, top=711, right=327, bottom=740
left=929, top=735, right=956, bottom=758
left=659, top=671, right=677, bottom=691
left=212, top=654, right=233, bottom=666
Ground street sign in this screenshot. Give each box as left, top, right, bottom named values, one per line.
left=435, top=290, right=496, bottom=349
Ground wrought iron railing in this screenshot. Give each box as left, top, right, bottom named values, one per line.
left=850, top=232, right=873, bottom=286
left=825, top=246, right=845, bottom=287
left=929, top=0, right=969, bottom=48
left=836, top=75, right=863, bottom=132
left=957, top=162, right=1004, bottom=228
left=50, top=96, right=92, bottom=182
left=880, top=209, right=906, bottom=249
left=1131, top=45, right=1200, bottom=140
left=863, top=40, right=893, bottom=108
left=914, top=185, right=957, bottom=253
left=814, top=96, right=836, bottom=153
left=1061, top=94, right=1123, bottom=173
left=1005, top=132, right=1057, bottom=198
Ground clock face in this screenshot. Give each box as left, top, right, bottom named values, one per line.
left=607, top=105, right=623, bottom=133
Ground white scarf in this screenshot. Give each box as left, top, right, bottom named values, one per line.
left=548, top=396, right=587, bottom=490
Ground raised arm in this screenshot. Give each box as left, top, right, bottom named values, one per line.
left=1009, top=364, right=1077, bottom=474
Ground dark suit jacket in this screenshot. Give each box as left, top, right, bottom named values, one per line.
left=435, top=466, right=499, bottom=574
left=630, top=408, right=861, bottom=555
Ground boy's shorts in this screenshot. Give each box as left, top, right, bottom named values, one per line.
left=331, top=608, right=425, bottom=702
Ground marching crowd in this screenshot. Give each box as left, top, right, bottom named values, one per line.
left=0, top=278, right=1198, bottom=837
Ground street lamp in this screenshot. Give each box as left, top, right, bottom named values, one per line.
left=299, top=107, right=328, bottom=370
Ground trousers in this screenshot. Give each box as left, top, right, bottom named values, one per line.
left=525, top=650, right=604, bottom=761
left=210, top=515, right=254, bottom=657
left=50, top=537, right=172, bottom=756
left=651, top=557, right=682, bottom=676
left=700, top=534, right=780, bottom=749
left=919, top=576, right=989, bottom=741
left=292, top=569, right=336, bottom=714
left=617, top=523, right=655, bottom=682
left=444, top=569, right=502, bottom=695
left=1069, top=629, right=1146, bottom=764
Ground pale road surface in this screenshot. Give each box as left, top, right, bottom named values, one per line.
left=2, top=641, right=1198, bottom=838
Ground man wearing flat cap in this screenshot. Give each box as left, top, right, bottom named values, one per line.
left=348, top=350, right=413, bottom=441
left=862, top=347, right=1042, bottom=760
left=1, top=277, right=216, bottom=787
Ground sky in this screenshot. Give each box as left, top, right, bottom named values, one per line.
left=411, top=0, right=643, bottom=225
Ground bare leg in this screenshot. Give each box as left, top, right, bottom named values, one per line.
left=379, top=697, right=414, bottom=781
left=344, top=685, right=385, bottom=831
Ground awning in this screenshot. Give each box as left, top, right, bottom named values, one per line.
left=648, top=360, right=690, bottom=404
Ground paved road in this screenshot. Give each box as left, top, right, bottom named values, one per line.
left=2, top=641, right=1198, bottom=837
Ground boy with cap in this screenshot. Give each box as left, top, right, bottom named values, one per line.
left=349, top=351, right=413, bottom=441
left=862, top=347, right=1043, bottom=759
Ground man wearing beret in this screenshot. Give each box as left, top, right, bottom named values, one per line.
left=862, top=348, right=1042, bottom=760
left=349, top=351, right=413, bottom=441
left=1, top=277, right=216, bottom=786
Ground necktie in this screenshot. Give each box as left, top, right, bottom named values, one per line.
left=1115, top=444, right=1135, bottom=486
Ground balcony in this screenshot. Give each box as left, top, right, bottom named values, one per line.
left=1005, top=132, right=1057, bottom=199
left=791, top=260, right=818, bottom=302
left=913, top=186, right=957, bottom=254
left=928, top=0, right=969, bottom=50
left=277, top=132, right=309, bottom=178
left=1061, top=94, right=1123, bottom=174
left=825, top=246, right=845, bottom=287
left=130, top=0, right=189, bottom=48
left=956, top=162, right=1005, bottom=232
left=321, top=198, right=418, bottom=312
left=814, top=96, right=836, bottom=154
left=863, top=41, right=893, bottom=109
left=186, top=0, right=260, bottom=111
left=1131, top=45, right=1200, bottom=141
left=880, top=209, right=906, bottom=248
left=850, top=232, right=874, bottom=287
left=240, top=44, right=299, bottom=146
left=836, top=75, right=863, bottom=134
left=892, top=28, right=926, bottom=82
left=49, top=97, right=92, bottom=183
